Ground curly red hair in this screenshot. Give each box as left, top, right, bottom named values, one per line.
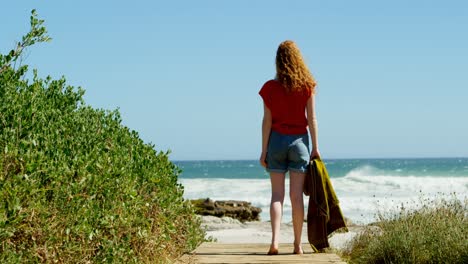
left=275, top=40, right=316, bottom=93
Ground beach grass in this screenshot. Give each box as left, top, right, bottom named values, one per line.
left=341, top=194, right=467, bottom=264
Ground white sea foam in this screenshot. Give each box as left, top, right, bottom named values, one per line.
left=179, top=165, right=468, bottom=224
left=333, top=166, right=468, bottom=223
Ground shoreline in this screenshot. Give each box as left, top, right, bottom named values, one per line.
left=200, top=216, right=365, bottom=251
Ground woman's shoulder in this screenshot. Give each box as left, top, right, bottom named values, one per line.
left=264, top=79, right=279, bottom=86
left=261, top=79, right=280, bottom=90
left=259, top=79, right=279, bottom=98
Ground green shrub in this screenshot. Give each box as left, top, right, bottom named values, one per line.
left=342, top=195, right=468, bottom=264
left=0, top=10, right=205, bottom=263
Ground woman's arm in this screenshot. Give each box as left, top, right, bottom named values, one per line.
left=260, top=103, right=272, bottom=167
left=306, top=94, right=321, bottom=159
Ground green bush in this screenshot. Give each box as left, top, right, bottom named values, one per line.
left=342, top=195, right=468, bottom=264
left=0, top=10, right=205, bottom=263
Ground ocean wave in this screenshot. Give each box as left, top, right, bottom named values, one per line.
left=179, top=172, right=468, bottom=224
left=333, top=166, right=468, bottom=196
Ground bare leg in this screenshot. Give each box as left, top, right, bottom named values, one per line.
left=269, top=172, right=285, bottom=254
left=289, top=171, right=306, bottom=254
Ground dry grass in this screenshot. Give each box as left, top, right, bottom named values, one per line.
left=341, top=194, right=468, bottom=264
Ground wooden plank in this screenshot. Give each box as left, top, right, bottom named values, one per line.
left=190, top=256, right=346, bottom=264
left=177, top=243, right=347, bottom=264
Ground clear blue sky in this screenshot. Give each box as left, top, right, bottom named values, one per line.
left=2, top=1, right=467, bottom=160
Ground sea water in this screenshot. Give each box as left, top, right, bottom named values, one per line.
left=176, top=158, right=468, bottom=224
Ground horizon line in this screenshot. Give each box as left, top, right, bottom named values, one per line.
left=171, top=156, right=468, bottom=162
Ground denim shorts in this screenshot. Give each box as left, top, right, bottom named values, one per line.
left=266, top=130, right=310, bottom=173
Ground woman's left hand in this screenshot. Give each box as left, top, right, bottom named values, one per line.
left=310, top=148, right=321, bottom=160
left=259, top=151, right=267, bottom=168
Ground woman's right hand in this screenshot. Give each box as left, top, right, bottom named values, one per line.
left=310, top=148, right=321, bottom=160
left=259, top=151, right=267, bottom=168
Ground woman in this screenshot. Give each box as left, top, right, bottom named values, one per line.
left=259, top=40, right=320, bottom=255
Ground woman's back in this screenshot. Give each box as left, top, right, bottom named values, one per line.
left=259, top=79, right=311, bottom=135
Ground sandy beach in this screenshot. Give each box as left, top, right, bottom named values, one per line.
left=200, top=216, right=365, bottom=251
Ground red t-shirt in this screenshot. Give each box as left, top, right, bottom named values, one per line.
left=259, top=79, right=311, bottom=135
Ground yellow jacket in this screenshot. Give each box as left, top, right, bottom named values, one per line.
left=304, top=158, right=348, bottom=251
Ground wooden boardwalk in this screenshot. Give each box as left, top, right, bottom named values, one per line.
left=177, top=243, right=347, bottom=263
